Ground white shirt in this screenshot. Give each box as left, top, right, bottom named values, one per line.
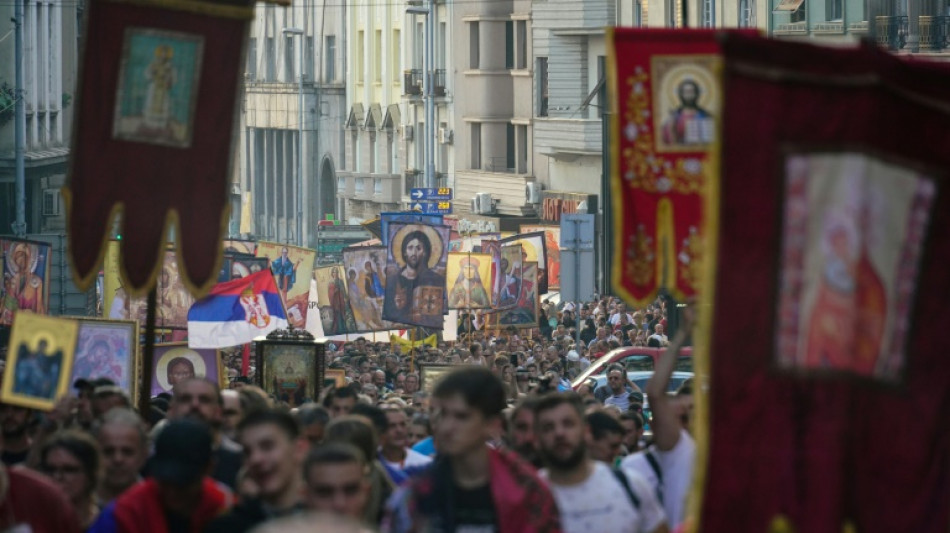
left=381, top=447, right=433, bottom=474
left=540, top=461, right=666, bottom=533
left=609, top=313, right=634, bottom=326
left=604, top=392, right=631, bottom=412
left=622, top=429, right=695, bottom=530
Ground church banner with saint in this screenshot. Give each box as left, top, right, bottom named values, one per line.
left=381, top=222, right=450, bottom=329
left=607, top=29, right=738, bottom=306
left=446, top=253, right=493, bottom=310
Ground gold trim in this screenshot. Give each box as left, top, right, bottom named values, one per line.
left=685, top=57, right=724, bottom=533
left=102, top=0, right=254, bottom=20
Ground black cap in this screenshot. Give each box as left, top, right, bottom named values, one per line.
left=148, top=419, right=213, bottom=486
left=73, top=377, right=116, bottom=390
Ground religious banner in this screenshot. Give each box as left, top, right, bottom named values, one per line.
left=256, top=242, right=316, bottom=329
left=607, top=29, right=730, bottom=306
left=381, top=223, right=450, bottom=329
left=0, top=238, right=51, bottom=326
left=497, top=244, right=523, bottom=310
left=104, top=246, right=194, bottom=328
left=520, top=225, right=561, bottom=290
left=484, top=261, right=538, bottom=329
left=481, top=240, right=502, bottom=308
left=1, top=313, right=78, bottom=411
left=696, top=34, right=950, bottom=533
left=314, top=265, right=356, bottom=336
left=380, top=213, right=443, bottom=246
left=342, top=246, right=396, bottom=332
left=64, top=0, right=255, bottom=298
left=446, top=253, right=492, bottom=310
left=500, top=232, right=548, bottom=295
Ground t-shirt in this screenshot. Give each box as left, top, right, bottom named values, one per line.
left=539, top=461, right=665, bottom=533
left=622, top=429, right=695, bottom=530
left=454, top=483, right=497, bottom=533
left=604, top=392, right=631, bottom=412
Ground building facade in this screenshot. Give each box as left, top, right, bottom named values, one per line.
left=452, top=0, right=537, bottom=217
left=338, top=0, right=409, bottom=224
left=238, top=1, right=345, bottom=247
left=0, top=0, right=80, bottom=235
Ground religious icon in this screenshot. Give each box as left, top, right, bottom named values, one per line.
left=259, top=343, right=321, bottom=408
left=315, top=265, right=356, bottom=335
left=69, top=318, right=139, bottom=397
left=343, top=246, right=396, bottom=332
left=256, top=242, right=316, bottom=329
left=497, top=244, right=523, bottom=310
left=447, top=253, right=492, bottom=310
left=382, top=223, right=450, bottom=328
left=150, top=344, right=223, bottom=395
left=775, top=152, right=936, bottom=382
left=501, top=232, right=548, bottom=295
left=520, top=225, right=561, bottom=290
left=0, top=239, right=51, bottom=326
left=1, top=313, right=78, bottom=411
left=651, top=54, right=720, bottom=153
left=113, top=28, right=204, bottom=148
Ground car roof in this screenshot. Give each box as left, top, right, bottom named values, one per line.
left=571, top=346, right=694, bottom=388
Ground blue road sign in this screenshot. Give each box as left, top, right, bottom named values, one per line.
left=410, top=187, right=453, bottom=201
left=411, top=201, right=453, bottom=214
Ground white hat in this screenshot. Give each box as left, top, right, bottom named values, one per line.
left=566, top=350, right=580, bottom=362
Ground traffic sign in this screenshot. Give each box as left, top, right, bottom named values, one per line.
left=411, top=201, right=453, bottom=214
left=410, top=187, right=453, bottom=201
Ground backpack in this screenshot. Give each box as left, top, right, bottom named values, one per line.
left=611, top=468, right=641, bottom=511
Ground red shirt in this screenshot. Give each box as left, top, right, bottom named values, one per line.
left=0, top=466, right=82, bottom=533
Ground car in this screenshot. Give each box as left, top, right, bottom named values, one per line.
left=578, top=370, right=695, bottom=395
left=571, top=346, right=693, bottom=390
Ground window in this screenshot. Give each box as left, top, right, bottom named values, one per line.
left=516, top=21, right=527, bottom=69
left=597, top=55, right=606, bottom=118
left=635, top=0, right=643, bottom=27
left=471, top=123, right=481, bottom=169
left=505, top=21, right=514, bottom=70
left=469, top=22, right=480, bottom=69
left=352, top=130, right=360, bottom=171
left=357, top=31, right=365, bottom=84
left=516, top=124, right=528, bottom=173
left=827, top=0, right=842, bottom=20
left=392, top=30, right=401, bottom=82
left=506, top=123, right=515, bottom=170
left=247, top=38, right=257, bottom=80
left=374, top=30, right=382, bottom=83
left=305, top=36, right=314, bottom=80
left=266, top=37, right=276, bottom=81
left=337, top=176, right=345, bottom=192
left=701, top=0, right=715, bottom=27
left=388, top=131, right=396, bottom=173
left=325, top=35, right=336, bottom=82
left=374, top=178, right=383, bottom=195
left=285, top=35, right=295, bottom=82
left=739, top=0, right=751, bottom=27
left=537, top=57, right=548, bottom=117
left=416, top=122, right=425, bottom=169
left=438, top=22, right=447, bottom=69
left=370, top=132, right=378, bottom=173
left=415, top=22, right=424, bottom=69
left=355, top=177, right=365, bottom=194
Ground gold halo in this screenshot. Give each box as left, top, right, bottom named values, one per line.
left=28, top=330, right=58, bottom=354
left=155, top=347, right=208, bottom=392
left=390, top=225, right=444, bottom=270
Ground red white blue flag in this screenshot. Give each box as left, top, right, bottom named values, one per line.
left=187, top=270, right=287, bottom=348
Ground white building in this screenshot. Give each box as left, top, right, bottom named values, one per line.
left=238, top=1, right=345, bottom=247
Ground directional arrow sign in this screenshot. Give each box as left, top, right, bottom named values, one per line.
left=411, top=201, right=453, bottom=214
left=410, top=187, right=453, bottom=201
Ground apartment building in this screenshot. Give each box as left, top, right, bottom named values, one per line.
left=338, top=0, right=409, bottom=223
left=0, top=0, right=80, bottom=234
left=239, top=2, right=345, bottom=247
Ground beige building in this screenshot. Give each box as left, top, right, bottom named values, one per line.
left=337, top=0, right=410, bottom=223
left=0, top=0, right=80, bottom=234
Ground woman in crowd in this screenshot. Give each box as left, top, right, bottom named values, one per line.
left=39, top=430, right=101, bottom=528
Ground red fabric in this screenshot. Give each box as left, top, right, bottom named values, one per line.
left=488, top=448, right=562, bottom=533
left=241, top=343, right=250, bottom=376
left=66, top=0, right=251, bottom=294
left=703, top=34, right=950, bottom=533
left=0, top=466, right=82, bottom=533
left=113, top=478, right=232, bottom=533
left=609, top=30, right=752, bottom=306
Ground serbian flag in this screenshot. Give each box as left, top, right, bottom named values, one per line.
left=187, top=270, right=287, bottom=349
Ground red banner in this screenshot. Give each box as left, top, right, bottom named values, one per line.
left=608, top=29, right=730, bottom=306
left=64, top=0, right=253, bottom=297
left=698, top=35, right=950, bottom=532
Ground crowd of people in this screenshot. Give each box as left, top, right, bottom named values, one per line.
left=0, top=295, right=695, bottom=533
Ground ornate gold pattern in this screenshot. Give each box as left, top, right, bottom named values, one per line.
left=625, top=224, right=655, bottom=286
left=620, top=67, right=707, bottom=195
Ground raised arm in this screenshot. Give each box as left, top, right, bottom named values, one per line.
left=646, top=306, right=693, bottom=451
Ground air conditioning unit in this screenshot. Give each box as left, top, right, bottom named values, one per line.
left=472, top=192, right=494, bottom=215
left=526, top=181, right=542, bottom=204
left=438, top=128, right=453, bottom=144
left=401, top=125, right=414, bottom=141
left=42, top=190, right=61, bottom=216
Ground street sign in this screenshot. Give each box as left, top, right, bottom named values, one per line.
left=410, top=187, right=453, bottom=201
left=411, top=201, right=453, bottom=214
left=560, top=214, right=595, bottom=250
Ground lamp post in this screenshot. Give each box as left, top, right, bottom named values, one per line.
left=407, top=4, right=435, bottom=189
left=283, top=27, right=305, bottom=246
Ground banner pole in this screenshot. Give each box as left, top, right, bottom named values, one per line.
left=139, top=287, right=157, bottom=418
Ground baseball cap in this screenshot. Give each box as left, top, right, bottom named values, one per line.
left=73, top=377, right=116, bottom=391
left=148, top=419, right=213, bottom=485
left=566, top=350, right=580, bottom=362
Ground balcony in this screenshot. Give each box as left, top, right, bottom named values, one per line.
left=774, top=21, right=808, bottom=34
left=920, top=15, right=950, bottom=52
left=485, top=156, right=515, bottom=173
left=404, top=69, right=422, bottom=96
left=876, top=15, right=908, bottom=50
left=812, top=21, right=844, bottom=34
